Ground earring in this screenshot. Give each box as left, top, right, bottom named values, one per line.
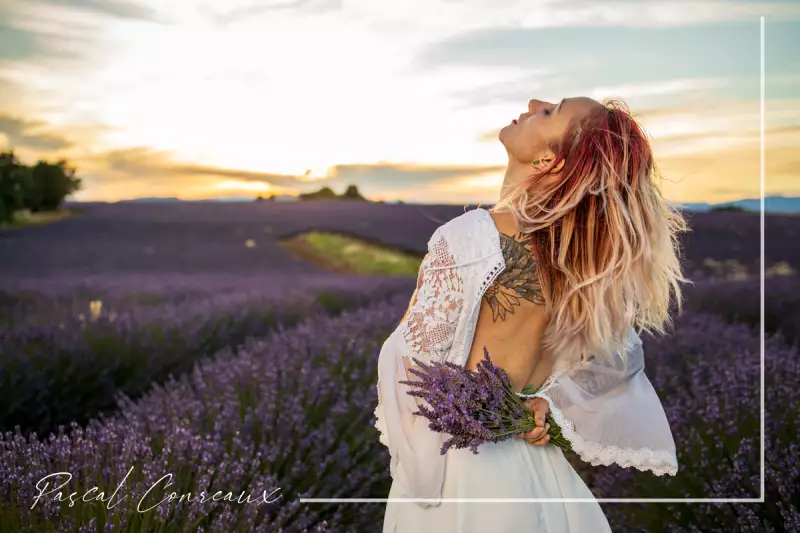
left=532, top=159, right=541, bottom=165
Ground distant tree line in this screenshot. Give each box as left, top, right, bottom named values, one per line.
left=0, top=150, right=81, bottom=224
left=709, top=205, right=747, bottom=213
left=256, top=184, right=367, bottom=202
left=299, top=184, right=366, bottom=201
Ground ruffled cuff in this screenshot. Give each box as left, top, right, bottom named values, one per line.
left=531, top=390, right=678, bottom=476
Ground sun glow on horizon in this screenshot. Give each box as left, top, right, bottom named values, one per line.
left=212, top=180, right=273, bottom=192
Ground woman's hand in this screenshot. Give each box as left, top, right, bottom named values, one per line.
left=514, top=397, right=551, bottom=446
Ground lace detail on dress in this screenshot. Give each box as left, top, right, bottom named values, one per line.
left=532, top=390, right=678, bottom=476
left=400, top=233, right=464, bottom=359
left=478, top=254, right=506, bottom=298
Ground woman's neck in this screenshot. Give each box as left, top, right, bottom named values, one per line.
left=497, top=160, right=533, bottom=207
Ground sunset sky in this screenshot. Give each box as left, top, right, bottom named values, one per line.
left=0, top=0, right=798, bottom=205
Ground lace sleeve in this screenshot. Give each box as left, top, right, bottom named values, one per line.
left=399, top=231, right=464, bottom=360
left=520, top=331, right=678, bottom=476
left=374, top=228, right=465, bottom=506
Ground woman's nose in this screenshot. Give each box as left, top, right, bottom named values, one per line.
left=528, top=99, right=550, bottom=112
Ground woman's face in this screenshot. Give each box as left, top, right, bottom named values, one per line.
left=499, top=96, right=602, bottom=164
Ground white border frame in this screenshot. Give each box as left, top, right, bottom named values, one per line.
left=301, top=16, right=766, bottom=505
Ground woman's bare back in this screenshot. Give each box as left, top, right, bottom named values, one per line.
left=465, top=211, right=552, bottom=392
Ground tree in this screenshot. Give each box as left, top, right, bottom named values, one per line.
left=27, top=159, right=81, bottom=211
left=296, top=184, right=368, bottom=201
left=299, top=186, right=338, bottom=200
left=316, top=186, right=338, bottom=199
left=0, top=151, right=29, bottom=224
left=0, top=151, right=81, bottom=223
left=342, top=184, right=365, bottom=200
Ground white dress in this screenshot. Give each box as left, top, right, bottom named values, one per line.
left=374, top=207, right=679, bottom=533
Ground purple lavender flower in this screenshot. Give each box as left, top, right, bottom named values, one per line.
left=400, top=346, right=571, bottom=455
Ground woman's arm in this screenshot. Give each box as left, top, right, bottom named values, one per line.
left=397, top=253, right=428, bottom=327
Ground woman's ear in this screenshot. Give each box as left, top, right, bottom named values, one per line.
left=534, top=152, right=565, bottom=174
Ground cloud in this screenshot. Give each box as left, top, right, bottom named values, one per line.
left=207, top=0, right=342, bottom=25
left=348, top=0, right=800, bottom=38
left=97, top=147, right=311, bottom=188
left=413, top=26, right=580, bottom=72
left=0, top=25, right=39, bottom=61
left=586, top=78, right=729, bottom=101
left=0, top=3, right=117, bottom=64
left=326, top=162, right=503, bottom=185
left=412, top=19, right=798, bottom=93
left=35, top=0, right=160, bottom=22
left=0, top=113, right=73, bottom=151
left=651, top=123, right=800, bottom=154
left=446, top=69, right=553, bottom=109
left=644, top=103, right=799, bottom=202
left=101, top=147, right=504, bottom=188
left=0, top=0, right=166, bottom=71
left=0, top=22, right=92, bottom=63
left=657, top=141, right=800, bottom=202
left=171, top=164, right=310, bottom=188
left=535, top=0, right=800, bottom=28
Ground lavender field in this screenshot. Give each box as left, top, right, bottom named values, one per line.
left=0, top=201, right=798, bottom=532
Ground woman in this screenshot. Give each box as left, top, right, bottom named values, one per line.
left=374, top=96, right=689, bottom=532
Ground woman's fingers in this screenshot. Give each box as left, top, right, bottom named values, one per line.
left=527, top=425, right=550, bottom=446
left=530, top=434, right=551, bottom=446
left=518, top=423, right=550, bottom=444
left=535, top=400, right=549, bottom=427
left=515, top=396, right=553, bottom=446
left=524, top=397, right=550, bottom=428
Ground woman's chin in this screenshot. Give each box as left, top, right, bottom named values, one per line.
left=498, top=124, right=512, bottom=142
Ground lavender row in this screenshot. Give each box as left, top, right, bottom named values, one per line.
left=0, top=293, right=411, bottom=532
left=680, top=274, right=800, bottom=346
left=0, top=274, right=414, bottom=438
left=0, top=272, right=412, bottom=329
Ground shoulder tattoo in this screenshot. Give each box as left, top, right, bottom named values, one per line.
left=483, top=231, right=546, bottom=322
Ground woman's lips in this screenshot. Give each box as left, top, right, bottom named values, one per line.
left=512, top=119, right=517, bottom=124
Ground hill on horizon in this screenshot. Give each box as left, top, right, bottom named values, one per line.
left=676, top=195, right=800, bottom=214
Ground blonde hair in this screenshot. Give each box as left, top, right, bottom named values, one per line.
left=491, top=98, right=691, bottom=368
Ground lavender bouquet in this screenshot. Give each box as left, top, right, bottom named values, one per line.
left=400, top=347, right=572, bottom=454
